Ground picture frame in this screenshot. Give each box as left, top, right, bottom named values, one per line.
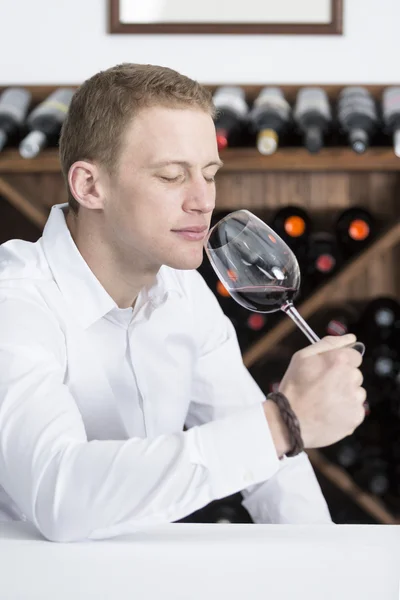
left=109, top=0, right=343, bottom=35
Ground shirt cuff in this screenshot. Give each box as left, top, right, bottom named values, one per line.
left=187, top=402, right=280, bottom=500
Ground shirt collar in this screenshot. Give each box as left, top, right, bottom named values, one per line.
left=41, top=203, right=183, bottom=329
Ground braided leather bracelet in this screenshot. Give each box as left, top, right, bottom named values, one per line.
left=266, top=391, right=304, bottom=457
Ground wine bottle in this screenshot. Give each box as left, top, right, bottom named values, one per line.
left=304, top=232, right=341, bottom=289
left=191, top=495, right=252, bottom=524
left=388, top=463, right=400, bottom=502
left=357, top=297, right=400, bottom=343
left=335, top=207, right=375, bottom=257
left=382, top=86, right=400, bottom=157
left=370, top=344, right=399, bottom=380
left=271, top=206, right=311, bottom=247
left=19, top=88, right=75, bottom=158
left=362, top=343, right=400, bottom=403
left=238, top=312, right=270, bottom=350
left=0, top=87, right=32, bottom=153
left=294, top=87, right=331, bottom=153
left=387, top=429, right=400, bottom=500
left=248, top=87, right=291, bottom=155
left=249, top=355, right=291, bottom=395
left=314, top=303, right=359, bottom=338
left=270, top=206, right=311, bottom=271
left=175, top=494, right=252, bottom=523
left=212, top=87, right=248, bottom=151
left=351, top=457, right=390, bottom=497
left=337, top=87, right=378, bottom=154
left=387, top=382, right=400, bottom=419
left=208, top=502, right=247, bottom=524
left=323, top=436, right=362, bottom=470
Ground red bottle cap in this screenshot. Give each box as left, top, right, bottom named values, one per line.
left=316, top=254, right=335, bottom=273
left=247, top=313, right=266, bottom=331
left=216, top=129, right=228, bottom=150
left=326, top=319, right=348, bottom=336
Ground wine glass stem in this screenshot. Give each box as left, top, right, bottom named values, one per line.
left=281, top=302, right=320, bottom=344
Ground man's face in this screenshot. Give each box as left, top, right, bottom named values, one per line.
left=101, top=105, right=222, bottom=272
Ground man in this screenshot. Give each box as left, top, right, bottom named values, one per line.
left=0, top=64, right=366, bottom=542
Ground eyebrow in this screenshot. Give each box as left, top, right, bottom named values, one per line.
left=149, top=159, right=224, bottom=169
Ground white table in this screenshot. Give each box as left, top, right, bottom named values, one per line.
left=0, top=522, right=399, bottom=599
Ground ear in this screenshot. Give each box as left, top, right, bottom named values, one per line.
left=68, top=160, right=108, bottom=211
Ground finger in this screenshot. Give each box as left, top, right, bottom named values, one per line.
left=353, top=405, right=367, bottom=432
left=354, top=386, right=367, bottom=405
left=344, top=366, right=364, bottom=387
left=300, top=334, right=357, bottom=358
left=355, top=368, right=364, bottom=387
left=327, top=346, right=363, bottom=369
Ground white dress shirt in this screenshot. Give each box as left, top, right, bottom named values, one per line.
left=0, top=203, right=331, bottom=542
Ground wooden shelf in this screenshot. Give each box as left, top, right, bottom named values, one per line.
left=243, top=220, right=400, bottom=367
left=220, top=147, right=400, bottom=172
left=0, top=149, right=61, bottom=173
left=0, top=83, right=395, bottom=102
left=0, top=177, right=48, bottom=228
left=307, top=449, right=400, bottom=525
left=2, top=147, right=400, bottom=174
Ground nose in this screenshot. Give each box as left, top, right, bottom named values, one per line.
left=182, top=176, right=215, bottom=214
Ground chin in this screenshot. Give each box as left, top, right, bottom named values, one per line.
left=165, top=251, right=204, bottom=271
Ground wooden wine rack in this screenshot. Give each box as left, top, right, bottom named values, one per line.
left=0, top=84, right=399, bottom=525
left=307, top=450, right=400, bottom=525
left=243, top=221, right=400, bottom=366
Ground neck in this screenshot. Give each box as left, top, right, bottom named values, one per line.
left=65, top=208, right=158, bottom=309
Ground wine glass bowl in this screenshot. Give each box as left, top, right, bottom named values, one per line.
left=206, top=209, right=301, bottom=313
left=205, top=209, right=365, bottom=355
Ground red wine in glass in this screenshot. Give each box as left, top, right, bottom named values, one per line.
left=229, top=285, right=298, bottom=312
left=204, top=209, right=365, bottom=355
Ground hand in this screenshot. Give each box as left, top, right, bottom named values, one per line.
left=277, top=334, right=366, bottom=449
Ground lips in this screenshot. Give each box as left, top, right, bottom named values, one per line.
left=172, top=226, right=208, bottom=241
left=173, top=226, right=208, bottom=233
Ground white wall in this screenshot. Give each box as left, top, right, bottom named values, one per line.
left=0, top=0, right=399, bottom=84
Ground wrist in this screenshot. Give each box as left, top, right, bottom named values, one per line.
left=263, top=400, right=292, bottom=459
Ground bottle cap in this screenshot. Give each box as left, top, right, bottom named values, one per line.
left=374, top=356, right=393, bottom=376
left=375, top=308, right=395, bottom=328
left=247, top=313, right=266, bottom=331
left=348, top=219, right=370, bottom=241
left=256, top=129, right=278, bottom=155
left=216, top=280, right=230, bottom=297
left=216, top=129, right=228, bottom=150
left=316, top=254, right=335, bottom=273
left=19, top=130, right=47, bottom=159
left=284, top=215, right=306, bottom=238
left=326, top=319, right=348, bottom=336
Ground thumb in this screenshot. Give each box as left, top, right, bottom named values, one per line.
left=300, top=334, right=357, bottom=358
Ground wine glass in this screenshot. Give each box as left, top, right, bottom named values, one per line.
left=204, top=209, right=365, bottom=355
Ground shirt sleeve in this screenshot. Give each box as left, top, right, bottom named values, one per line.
left=0, top=288, right=281, bottom=543
left=185, top=270, right=332, bottom=524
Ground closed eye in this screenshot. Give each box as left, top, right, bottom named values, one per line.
left=159, top=175, right=181, bottom=182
